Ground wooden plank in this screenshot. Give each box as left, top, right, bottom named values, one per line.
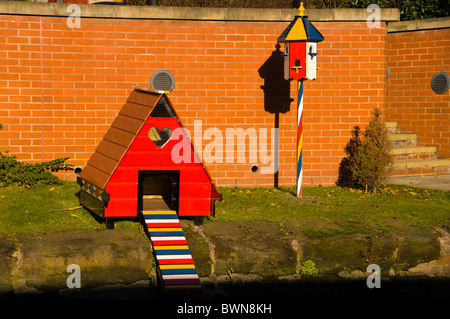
left=160, top=264, right=196, bottom=270
left=161, top=268, right=198, bottom=275
left=163, top=278, right=201, bottom=285
left=143, top=198, right=171, bottom=211
left=148, top=227, right=183, bottom=232
left=154, top=245, right=190, bottom=250
left=155, top=249, right=191, bottom=255
left=78, top=164, right=111, bottom=190
left=162, top=274, right=199, bottom=280
left=149, top=231, right=185, bottom=236
left=157, top=258, right=194, bottom=265
left=146, top=222, right=182, bottom=228
left=151, top=237, right=188, bottom=245
left=119, top=102, right=154, bottom=121
left=127, top=89, right=161, bottom=106
left=95, top=139, right=127, bottom=162
left=87, top=152, right=119, bottom=176
left=111, top=114, right=144, bottom=135
left=103, top=127, right=135, bottom=149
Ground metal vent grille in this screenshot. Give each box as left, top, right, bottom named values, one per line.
left=150, top=70, right=175, bottom=92
left=431, top=72, right=449, bottom=94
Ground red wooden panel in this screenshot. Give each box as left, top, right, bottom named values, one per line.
left=289, top=42, right=306, bottom=80
left=105, top=182, right=137, bottom=197
left=107, top=167, right=139, bottom=183
left=179, top=182, right=210, bottom=197
left=104, top=197, right=138, bottom=217
left=179, top=197, right=210, bottom=216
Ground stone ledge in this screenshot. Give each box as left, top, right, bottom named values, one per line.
left=0, top=2, right=400, bottom=22
left=0, top=220, right=446, bottom=297
left=388, top=16, right=450, bottom=33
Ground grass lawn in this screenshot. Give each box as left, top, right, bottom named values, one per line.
left=0, top=181, right=448, bottom=234
left=0, top=181, right=140, bottom=234
left=214, top=185, right=450, bottom=231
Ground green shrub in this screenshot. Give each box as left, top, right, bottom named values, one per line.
left=351, top=108, right=393, bottom=193
left=0, top=151, right=73, bottom=187
left=300, top=259, right=319, bottom=277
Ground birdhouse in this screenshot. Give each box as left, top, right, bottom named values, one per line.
left=277, top=3, right=324, bottom=81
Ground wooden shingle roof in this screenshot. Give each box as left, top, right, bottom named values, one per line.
left=79, top=89, right=164, bottom=189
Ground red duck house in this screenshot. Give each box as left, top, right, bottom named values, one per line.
left=77, top=87, right=221, bottom=228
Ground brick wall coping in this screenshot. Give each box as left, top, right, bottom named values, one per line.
left=388, top=16, right=450, bottom=33
left=0, top=2, right=400, bottom=22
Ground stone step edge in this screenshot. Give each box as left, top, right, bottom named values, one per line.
left=391, top=146, right=437, bottom=155
left=385, top=122, right=398, bottom=128
left=392, top=159, right=450, bottom=169
left=388, top=133, right=417, bottom=141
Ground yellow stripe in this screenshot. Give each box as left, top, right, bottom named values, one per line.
left=154, top=245, right=189, bottom=250
left=143, top=195, right=163, bottom=199
left=143, top=211, right=177, bottom=215
left=297, top=131, right=303, bottom=162
left=149, top=227, right=182, bottom=232
left=160, top=264, right=196, bottom=269
left=285, top=19, right=307, bottom=41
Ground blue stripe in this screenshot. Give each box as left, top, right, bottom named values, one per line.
left=298, top=80, right=303, bottom=102
left=297, top=149, right=303, bottom=180
left=155, top=249, right=191, bottom=255
left=150, top=231, right=185, bottom=237
left=144, top=214, right=178, bottom=219
left=302, top=17, right=325, bottom=42
left=161, top=268, right=198, bottom=275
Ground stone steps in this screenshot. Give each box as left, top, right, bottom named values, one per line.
left=386, top=122, right=450, bottom=176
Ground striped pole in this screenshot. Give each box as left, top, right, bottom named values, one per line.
left=297, top=80, right=304, bottom=198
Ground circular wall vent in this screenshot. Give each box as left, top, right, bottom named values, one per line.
left=431, top=72, right=449, bottom=94
left=151, top=70, right=175, bottom=93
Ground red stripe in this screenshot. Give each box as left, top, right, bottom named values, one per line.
left=297, top=113, right=303, bottom=141
left=146, top=223, right=181, bottom=228
left=158, top=258, right=194, bottom=265
left=152, top=240, right=188, bottom=245
left=164, top=278, right=201, bottom=285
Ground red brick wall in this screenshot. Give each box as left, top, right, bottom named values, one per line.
left=0, top=14, right=387, bottom=187
left=386, top=28, right=450, bottom=158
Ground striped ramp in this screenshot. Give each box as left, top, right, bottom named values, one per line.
left=144, top=210, right=201, bottom=293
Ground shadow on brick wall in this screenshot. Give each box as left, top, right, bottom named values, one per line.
left=258, top=44, right=293, bottom=188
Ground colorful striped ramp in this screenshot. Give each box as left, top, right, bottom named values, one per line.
left=144, top=210, right=201, bottom=293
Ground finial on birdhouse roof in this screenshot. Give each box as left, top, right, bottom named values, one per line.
left=298, top=2, right=305, bottom=17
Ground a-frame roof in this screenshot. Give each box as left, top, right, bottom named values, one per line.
left=79, top=89, right=175, bottom=189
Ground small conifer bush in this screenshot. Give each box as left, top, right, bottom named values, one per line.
left=351, top=108, right=393, bottom=193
